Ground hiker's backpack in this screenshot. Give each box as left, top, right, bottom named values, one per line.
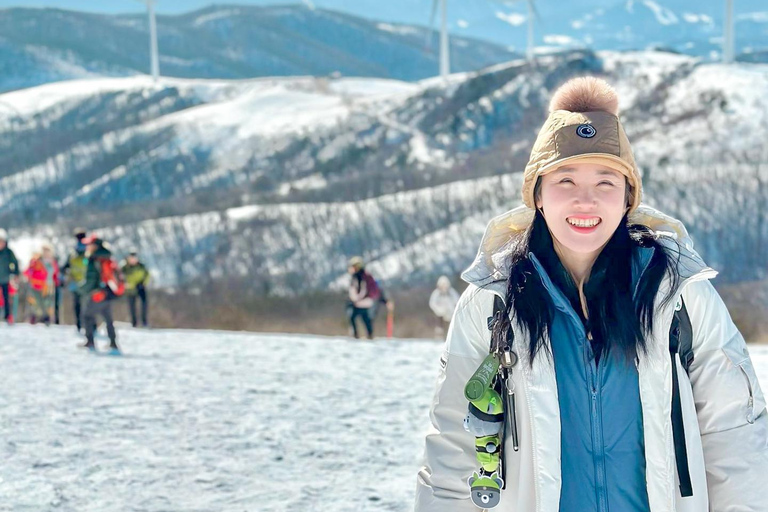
left=363, top=272, right=381, bottom=301
left=100, top=258, right=125, bottom=300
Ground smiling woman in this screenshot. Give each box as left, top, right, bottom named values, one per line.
left=415, top=77, right=768, bottom=512
left=536, top=164, right=628, bottom=283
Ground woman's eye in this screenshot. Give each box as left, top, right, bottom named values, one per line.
left=558, top=178, right=574, bottom=184
left=598, top=181, right=615, bottom=186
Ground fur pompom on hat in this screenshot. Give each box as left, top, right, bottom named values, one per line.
left=548, top=76, right=620, bottom=116
left=521, top=76, right=642, bottom=213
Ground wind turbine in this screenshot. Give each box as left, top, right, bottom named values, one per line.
left=429, top=0, right=450, bottom=79
left=523, top=0, right=537, bottom=61
left=135, top=0, right=160, bottom=80
left=723, top=0, right=734, bottom=63
left=491, top=0, right=540, bottom=61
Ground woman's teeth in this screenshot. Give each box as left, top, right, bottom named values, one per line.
left=567, top=217, right=601, bottom=228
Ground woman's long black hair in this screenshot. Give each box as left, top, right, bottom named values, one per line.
left=493, top=192, right=681, bottom=366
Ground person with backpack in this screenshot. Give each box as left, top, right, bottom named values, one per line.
left=61, top=228, right=89, bottom=332
left=121, top=250, right=151, bottom=328
left=79, top=235, right=123, bottom=353
left=0, top=228, right=19, bottom=325
left=415, top=77, right=767, bottom=512
left=346, top=256, right=391, bottom=339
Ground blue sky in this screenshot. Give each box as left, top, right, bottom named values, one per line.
left=0, top=0, right=403, bottom=15
left=0, top=1, right=255, bottom=14
left=0, top=1, right=448, bottom=24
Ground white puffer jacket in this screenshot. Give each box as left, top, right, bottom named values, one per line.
left=415, top=205, right=768, bottom=512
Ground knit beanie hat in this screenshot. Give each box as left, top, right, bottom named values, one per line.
left=521, top=77, right=642, bottom=213
left=348, top=256, right=364, bottom=271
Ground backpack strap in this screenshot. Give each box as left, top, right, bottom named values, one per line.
left=487, top=295, right=505, bottom=330
left=677, top=299, right=694, bottom=373
left=669, top=297, right=694, bottom=498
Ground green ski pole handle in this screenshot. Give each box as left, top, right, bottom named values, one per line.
left=464, top=353, right=500, bottom=401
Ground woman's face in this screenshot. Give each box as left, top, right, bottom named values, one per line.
left=536, top=162, right=628, bottom=259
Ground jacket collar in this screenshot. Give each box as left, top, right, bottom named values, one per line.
left=461, top=204, right=714, bottom=298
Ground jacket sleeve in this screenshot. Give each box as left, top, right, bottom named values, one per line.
left=349, top=278, right=366, bottom=303
left=9, top=250, right=18, bottom=275
left=428, top=289, right=440, bottom=316
left=682, top=279, right=768, bottom=511
left=415, top=285, right=493, bottom=512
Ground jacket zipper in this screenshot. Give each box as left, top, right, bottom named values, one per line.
left=738, top=365, right=756, bottom=424
left=588, top=335, right=608, bottom=512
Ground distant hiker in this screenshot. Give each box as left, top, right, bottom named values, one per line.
left=61, top=228, right=88, bottom=332
left=428, top=275, right=459, bottom=338
left=121, top=250, right=150, bottom=328
left=416, top=77, right=768, bottom=511
left=43, top=243, right=61, bottom=324
left=0, top=229, right=19, bottom=325
left=79, top=236, right=123, bottom=353
left=24, top=244, right=59, bottom=325
left=346, top=256, right=392, bottom=339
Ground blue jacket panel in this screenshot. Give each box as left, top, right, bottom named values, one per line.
left=530, top=253, right=651, bottom=512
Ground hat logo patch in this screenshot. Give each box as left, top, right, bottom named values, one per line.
left=576, top=124, right=596, bottom=138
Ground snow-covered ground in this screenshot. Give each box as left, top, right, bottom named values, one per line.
left=1, top=324, right=767, bottom=511
left=0, top=324, right=443, bottom=511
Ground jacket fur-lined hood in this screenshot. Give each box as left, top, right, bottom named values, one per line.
left=461, top=204, right=713, bottom=293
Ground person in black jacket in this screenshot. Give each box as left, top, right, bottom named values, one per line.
left=79, top=236, right=119, bottom=353
left=0, top=229, right=19, bottom=324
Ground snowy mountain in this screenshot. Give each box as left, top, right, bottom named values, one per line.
left=0, top=5, right=517, bottom=92
left=201, top=0, right=768, bottom=61
left=1, top=324, right=767, bottom=510
left=0, top=1, right=766, bottom=93
left=2, top=50, right=768, bottom=296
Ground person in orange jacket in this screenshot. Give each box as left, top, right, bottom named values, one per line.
left=24, top=244, right=59, bottom=325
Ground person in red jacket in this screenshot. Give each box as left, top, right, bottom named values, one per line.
left=24, top=243, right=59, bottom=325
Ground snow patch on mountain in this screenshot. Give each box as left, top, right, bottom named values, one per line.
left=1, top=50, right=767, bottom=295
left=192, top=8, right=241, bottom=26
